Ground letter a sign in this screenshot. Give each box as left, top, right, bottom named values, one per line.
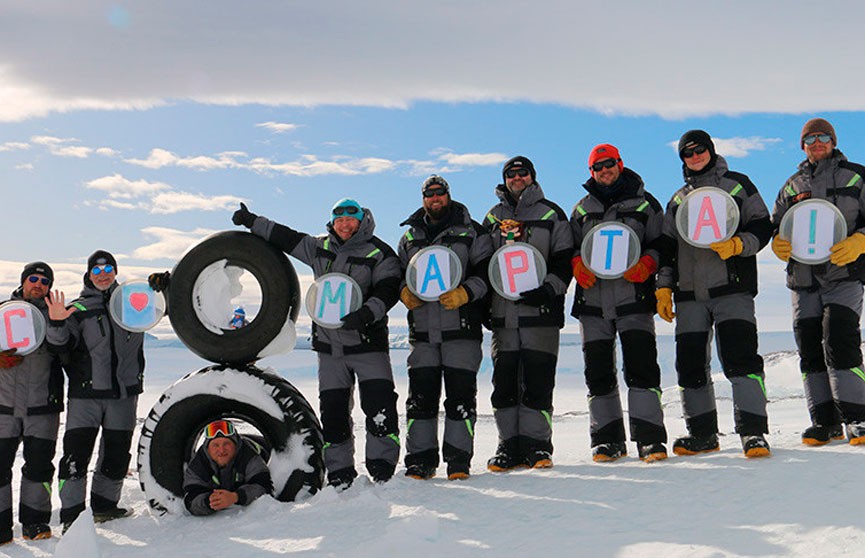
left=676, top=187, right=739, bottom=248
left=406, top=246, right=462, bottom=302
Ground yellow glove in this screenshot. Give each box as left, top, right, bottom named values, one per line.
left=709, top=236, right=743, bottom=260
left=655, top=288, right=675, bottom=323
left=830, top=232, right=865, bottom=266
left=439, top=286, right=470, bottom=310
left=771, top=234, right=791, bottom=262
left=400, top=286, right=424, bottom=311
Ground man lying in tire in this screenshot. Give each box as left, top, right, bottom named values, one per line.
left=183, top=420, right=273, bottom=516
left=233, top=199, right=401, bottom=489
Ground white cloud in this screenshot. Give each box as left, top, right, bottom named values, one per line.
left=14, top=163, right=33, bottom=171
left=132, top=227, right=218, bottom=260
left=149, top=191, right=242, bottom=214
left=256, top=121, right=299, bottom=134
left=84, top=173, right=240, bottom=214
left=30, top=135, right=118, bottom=158
left=667, top=136, right=783, bottom=158
left=85, top=174, right=170, bottom=199
left=0, top=141, right=29, bottom=152
left=125, top=148, right=243, bottom=171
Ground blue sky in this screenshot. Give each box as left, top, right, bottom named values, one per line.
left=2, top=1, right=865, bottom=332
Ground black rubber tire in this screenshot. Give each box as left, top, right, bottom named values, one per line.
left=168, top=230, right=300, bottom=365
left=137, top=364, right=324, bottom=514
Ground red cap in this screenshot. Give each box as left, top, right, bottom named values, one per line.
left=588, top=144, right=623, bottom=172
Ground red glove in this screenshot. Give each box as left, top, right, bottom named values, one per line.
left=0, top=348, right=23, bottom=369
left=622, top=255, right=658, bottom=284
left=571, top=256, right=596, bottom=289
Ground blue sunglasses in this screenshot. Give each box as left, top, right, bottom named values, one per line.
left=27, top=275, right=51, bottom=286
left=91, top=264, right=115, bottom=275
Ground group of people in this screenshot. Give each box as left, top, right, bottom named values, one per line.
left=1, top=117, right=864, bottom=540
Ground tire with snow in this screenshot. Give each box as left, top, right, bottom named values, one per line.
left=168, top=230, right=300, bottom=366
left=137, top=364, right=324, bottom=514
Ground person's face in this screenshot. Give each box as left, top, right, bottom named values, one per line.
left=682, top=143, right=711, bottom=172
left=504, top=167, right=532, bottom=197
left=89, top=264, right=116, bottom=291
left=22, top=274, right=50, bottom=301
left=422, top=187, right=450, bottom=219
left=591, top=158, right=621, bottom=187
left=803, top=133, right=834, bottom=163
left=332, top=216, right=361, bottom=241
left=207, top=437, right=238, bottom=467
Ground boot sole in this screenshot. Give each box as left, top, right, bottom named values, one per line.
left=447, top=472, right=470, bottom=481
left=405, top=473, right=436, bottom=480
left=23, top=532, right=52, bottom=541
left=744, top=447, right=772, bottom=458
left=672, top=445, right=720, bottom=456
left=531, top=459, right=553, bottom=469
left=640, top=452, right=668, bottom=463
left=487, top=463, right=529, bottom=473
left=592, top=453, right=626, bottom=463
left=850, top=436, right=865, bottom=446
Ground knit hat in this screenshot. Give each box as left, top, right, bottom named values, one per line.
left=801, top=118, right=837, bottom=148
left=502, top=156, right=536, bottom=181
left=87, top=250, right=117, bottom=272
left=421, top=175, right=450, bottom=194
left=588, top=144, right=624, bottom=172
left=20, top=261, right=54, bottom=288
left=678, top=129, right=716, bottom=161
left=331, top=198, right=363, bottom=223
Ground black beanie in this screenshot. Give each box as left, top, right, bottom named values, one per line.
left=87, top=250, right=117, bottom=272
left=20, top=261, right=54, bottom=287
left=678, top=130, right=716, bottom=161
left=502, top=155, right=536, bottom=181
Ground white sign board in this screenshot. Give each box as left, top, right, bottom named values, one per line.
left=588, top=224, right=631, bottom=277
left=0, top=301, right=46, bottom=356
left=779, top=199, right=848, bottom=264
left=305, top=273, right=363, bottom=329
left=688, top=190, right=728, bottom=245
left=406, top=246, right=462, bottom=302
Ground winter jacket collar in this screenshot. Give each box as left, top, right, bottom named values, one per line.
left=684, top=154, right=730, bottom=189
left=582, top=167, right=645, bottom=207
left=494, top=181, right=546, bottom=210
left=9, top=288, right=48, bottom=310
left=797, top=149, right=847, bottom=176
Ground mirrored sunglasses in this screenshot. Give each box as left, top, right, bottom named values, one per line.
left=803, top=134, right=832, bottom=146
left=591, top=158, right=620, bottom=172
left=27, top=275, right=51, bottom=286
left=91, top=264, right=115, bottom=275
left=333, top=206, right=360, bottom=216
left=504, top=168, right=530, bottom=179
left=681, top=144, right=709, bottom=159
left=204, top=420, right=236, bottom=439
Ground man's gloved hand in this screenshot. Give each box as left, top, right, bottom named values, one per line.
left=771, top=234, right=792, bottom=262
left=830, top=232, right=865, bottom=266
left=400, top=286, right=424, bottom=311
left=709, top=236, right=744, bottom=260
left=0, top=348, right=22, bottom=369
left=439, top=286, right=469, bottom=310
left=655, top=288, right=675, bottom=323
left=518, top=284, right=555, bottom=307
left=148, top=271, right=171, bottom=293
left=232, top=202, right=258, bottom=229
left=622, top=254, right=658, bottom=283
left=571, top=256, right=596, bottom=289
left=340, top=306, right=375, bottom=330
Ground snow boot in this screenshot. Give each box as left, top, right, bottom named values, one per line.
left=366, top=460, right=395, bottom=483
left=93, top=507, right=132, bottom=524
left=592, top=442, right=627, bottom=463
left=0, top=530, right=11, bottom=546
left=405, top=463, right=437, bottom=480
left=672, top=433, right=719, bottom=456
left=446, top=462, right=470, bottom=481
left=22, top=523, right=52, bottom=540
left=526, top=449, right=553, bottom=469
left=487, top=443, right=528, bottom=472
left=328, top=467, right=358, bottom=492
left=741, top=434, right=771, bottom=458
left=801, top=424, right=844, bottom=446
left=846, top=422, right=865, bottom=445
left=637, top=442, right=668, bottom=463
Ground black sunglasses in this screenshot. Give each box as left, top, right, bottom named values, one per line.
left=591, top=158, right=620, bottom=172
left=333, top=206, right=360, bottom=216
left=27, top=275, right=51, bottom=286
left=803, top=134, right=832, bottom=146
left=423, top=188, right=448, bottom=198
left=681, top=144, right=709, bottom=158
left=505, top=168, right=530, bottom=179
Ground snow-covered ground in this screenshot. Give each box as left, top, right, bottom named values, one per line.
left=2, top=333, right=865, bottom=558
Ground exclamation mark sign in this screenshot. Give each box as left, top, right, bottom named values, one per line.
left=808, top=209, right=817, bottom=254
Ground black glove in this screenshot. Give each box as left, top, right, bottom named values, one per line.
left=148, top=271, right=171, bottom=293
left=340, top=306, right=375, bottom=330
left=232, top=202, right=258, bottom=229
left=518, top=284, right=556, bottom=307
left=0, top=348, right=23, bottom=369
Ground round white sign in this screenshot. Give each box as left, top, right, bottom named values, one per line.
left=488, top=243, right=548, bottom=301
left=0, top=301, right=47, bottom=356
left=109, top=280, right=167, bottom=333
left=406, top=246, right=463, bottom=302
left=304, top=273, right=363, bottom=329
left=580, top=222, right=642, bottom=279
left=778, top=199, right=848, bottom=264
left=675, top=187, right=740, bottom=248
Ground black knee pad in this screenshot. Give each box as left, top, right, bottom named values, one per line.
left=620, top=329, right=661, bottom=389
left=794, top=317, right=826, bottom=373
left=583, top=339, right=616, bottom=395
left=100, top=430, right=133, bottom=481
left=824, top=304, right=863, bottom=370
left=0, top=438, right=19, bottom=478
left=59, top=428, right=99, bottom=480
left=716, top=319, right=763, bottom=377
left=491, top=351, right=520, bottom=408
left=521, top=349, right=556, bottom=410
left=676, top=331, right=710, bottom=388
left=359, top=379, right=399, bottom=436
left=22, top=437, right=56, bottom=483
left=406, top=367, right=442, bottom=419
left=319, top=388, right=353, bottom=444
left=443, top=368, right=477, bottom=420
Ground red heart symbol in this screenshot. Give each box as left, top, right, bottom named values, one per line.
left=129, top=293, right=149, bottom=312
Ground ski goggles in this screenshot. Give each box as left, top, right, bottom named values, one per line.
left=27, top=275, right=51, bottom=286
left=680, top=144, right=709, bottom=159
left=91, top=264, right=115, bottom=275
left=504, top=168, right=530, bottom=179
left=332, top=206, right=360, bottom=216
left=803, top=133, right=832, bottom=146
left=204, top=420, right=236, bottom=440
left=590, top=158, right=620, bottom=172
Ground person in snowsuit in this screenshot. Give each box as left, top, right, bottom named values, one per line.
left=570, top=144, right=668, bottom=463
left=233, top=199, right=401, bottom=489
left=0, top=263, right=63, bottom=543
left=770, top=117, right=865, bottom=446
left=398, top=175, right=493, bottom=480
left=656, top=130, right=772, bottom=458
left=183, top=420, right=272, bottom=516
left=483, top=156, right=573, bottom=471
left=46, top=251, right=142, bottom=530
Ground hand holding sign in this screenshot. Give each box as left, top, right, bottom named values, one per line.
left=771, top=235, right=792, bottom=262
left=406, top=247, right=462, bottom=302
left=46, top=290, right=76, bottom=321
left=571, top=256, right=596, bottom=289
left=830, top=232, right=865, bottom=266
left=709, top=236, right=743, bottom=260
left=0, top=348, right=22, bottom=369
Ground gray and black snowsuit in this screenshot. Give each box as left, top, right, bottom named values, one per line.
left=483, top=181, right=573, bottom=460
left=771, top=149, right=865, bottom=427
left=570, top=168, right=667, bottom=447
left=250, top=209, right=401, bottom=483
left=47, top=280, right=144, bottom=525
left=657, top=155, right=772, bottom=437
left=183, top=437, right=273, bottom=516
left=0, top=291, right=63, bottom=536
left=398, top=201, right=493, bottom=471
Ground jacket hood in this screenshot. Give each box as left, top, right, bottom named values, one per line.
left=582, top=167, right=645, bottom=205
left=684, top=154, right=730, bottom=187
left=494, top=181, right=545, bottom=209
left=10, top=288, right=48, bottom=310
left=798, top=148, right=847, bottom=173
left=326, top=207, right=376, bottom=247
